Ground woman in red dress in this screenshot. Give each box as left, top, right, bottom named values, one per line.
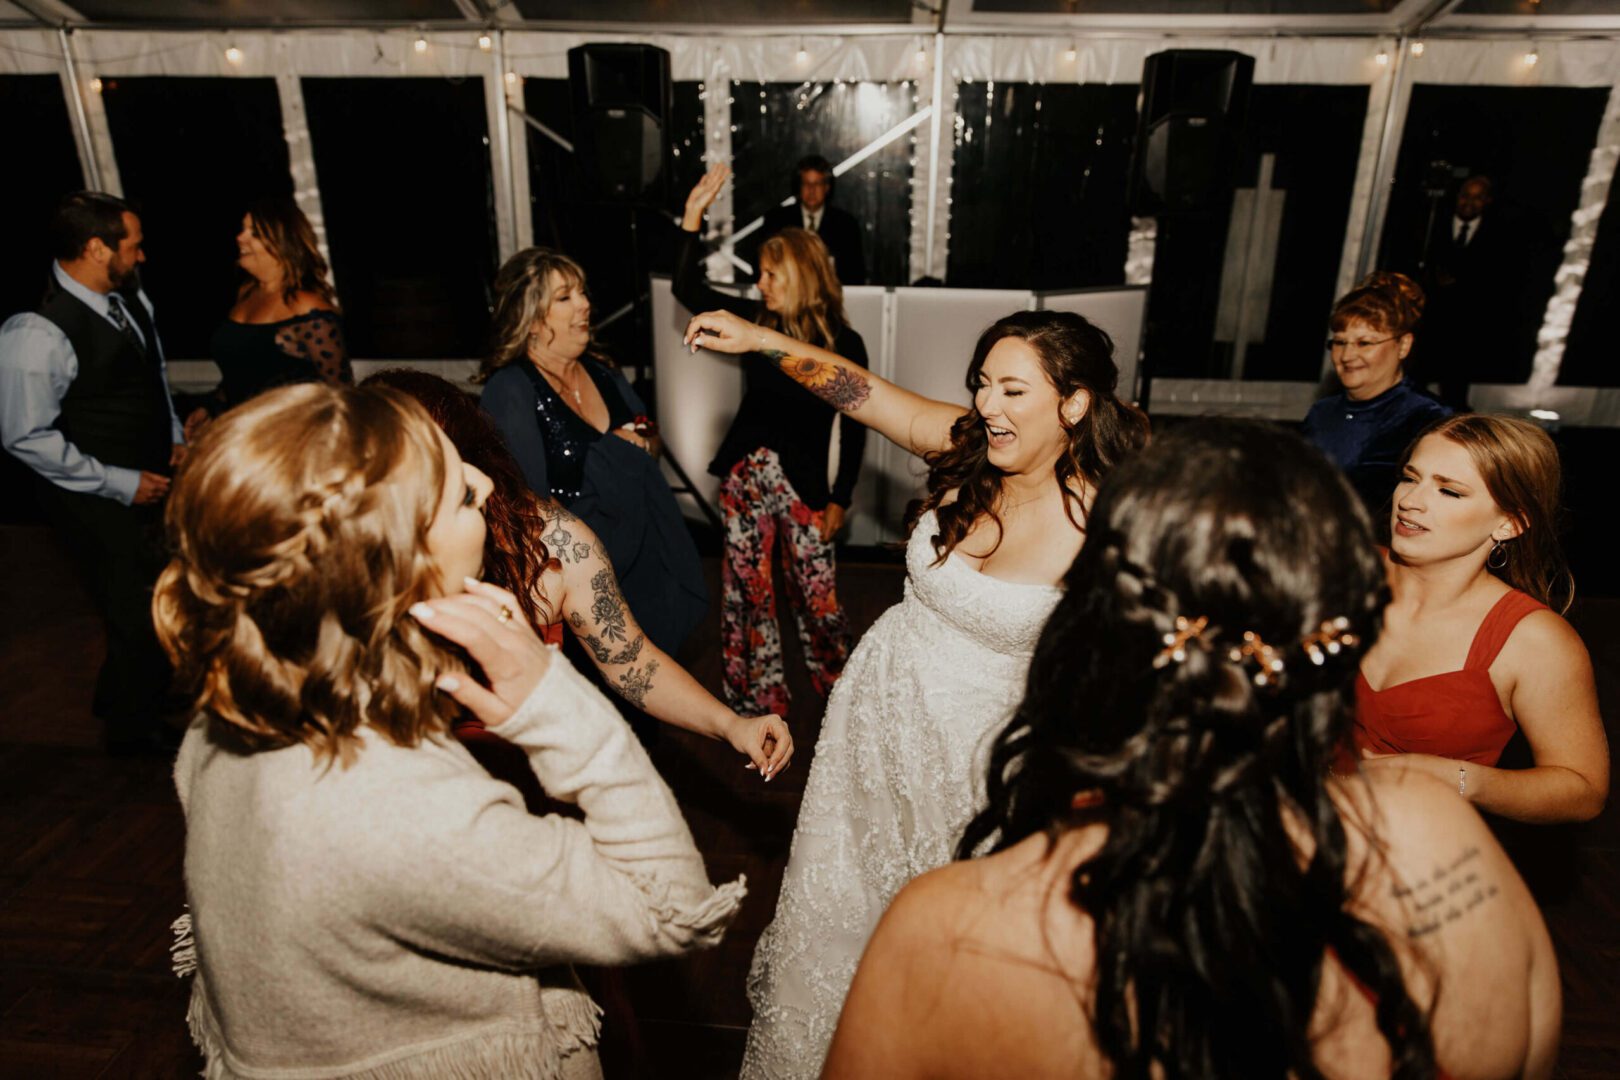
left=1354, top=414, right=1608, bottom=823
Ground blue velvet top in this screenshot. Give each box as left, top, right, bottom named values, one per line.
left=481, top=359, right=707, bottom=656
left=1301, top=378, right=1451, bottom=517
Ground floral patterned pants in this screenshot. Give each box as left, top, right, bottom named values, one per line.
left=719, top=448, right=852, bottom=717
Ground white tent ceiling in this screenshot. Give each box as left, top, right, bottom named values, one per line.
left=4, top=0, right=1620, bottom=35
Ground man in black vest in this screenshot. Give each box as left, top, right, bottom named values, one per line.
left=748, top=154, right=869, bottom=286
left=0, top=192, right=184, bottom=755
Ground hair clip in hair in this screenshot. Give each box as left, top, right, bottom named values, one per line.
left=1301, top=616, right=1359, bottom=667
left=1153, top=615, right=1209, bottom=669
left=1229, top=630, right=1286, bottom=687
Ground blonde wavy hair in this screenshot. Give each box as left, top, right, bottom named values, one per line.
left=477, top=246, right=597, bottom=381
left=757, top=226, right=848, bottom=350
left=153, top=383, right=465, bottom=763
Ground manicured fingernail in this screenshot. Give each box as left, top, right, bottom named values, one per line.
left=464, top=576, right=482, bottom=589
left=410, top=603, right=435, bottom=620
left=436, top=674, right=460, bottom=691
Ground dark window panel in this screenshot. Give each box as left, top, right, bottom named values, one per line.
left=525, top=78, right=706, bottom=365
left=302, top=77, right=497, bottom=359
left=1235, top=84, right=1369, bottom=380
left=1376, top=84, right=1607, bottom=386
left=946, top=82, right=1138, bottom=291
left=0, top=75, right=85, bottom=321
left=1145, top=84, right=1369, bottom=380
left=730, top=81, right=918, bottom=288
left=99, top=76, right=291, bottom=358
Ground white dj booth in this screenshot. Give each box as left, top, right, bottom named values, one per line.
left=650, top=278, right=1146, bottom=545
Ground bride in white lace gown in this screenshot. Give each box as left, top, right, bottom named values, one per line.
left=682, top=305, right=1149, bottom=1080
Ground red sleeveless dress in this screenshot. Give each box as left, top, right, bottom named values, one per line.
left=1353, top=589, right=1546, bottom=767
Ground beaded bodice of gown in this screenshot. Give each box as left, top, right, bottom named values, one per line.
left=741, top=509, right=1063, bottom=1080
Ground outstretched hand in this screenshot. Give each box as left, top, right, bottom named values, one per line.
left=684, top=309, right=768, bottom=356
left=411, top=577, right=554, bottom=727
left=682, top=163, right=731, bottom=231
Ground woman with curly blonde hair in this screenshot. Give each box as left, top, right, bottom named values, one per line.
left=158, top=382, right=742, bottom=1079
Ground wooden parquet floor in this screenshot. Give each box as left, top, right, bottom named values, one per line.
left=1, top=523, right=1615, bottom=1079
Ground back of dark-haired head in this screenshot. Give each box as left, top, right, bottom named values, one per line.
left=796, top=154, right=833, bottom=177
left=919, top=309, right=1149, bottom=562
left=245, top=196, right=338, bottom=309
left=1330, top=270, right=1425, bottom=338
left=52, top=191, right=134, bottom=263
left=360, top=369, right=558, bottom=631
left=959, top=418, right=1436, bottom=1079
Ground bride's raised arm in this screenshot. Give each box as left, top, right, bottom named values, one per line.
left=683, top=309, right=964, bottom=458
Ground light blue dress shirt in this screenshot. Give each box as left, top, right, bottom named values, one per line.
left=0, top=262, right=183, bottom=506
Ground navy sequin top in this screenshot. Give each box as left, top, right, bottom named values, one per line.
left=1301, top=378, right=1451, bottom=518
left=209, top=310, right=350, bottom=409
left=481, top=358, right=707, bottom=654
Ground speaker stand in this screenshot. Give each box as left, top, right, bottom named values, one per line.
left=625, top=204, right=724, bottom=534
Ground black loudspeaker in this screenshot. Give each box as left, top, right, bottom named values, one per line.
left=1128, top=49, right=1255, bottom=215
left=567, top=44, right=672, bottom=205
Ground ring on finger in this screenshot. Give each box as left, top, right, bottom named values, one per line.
left=497, top=605, right=515, bottom=626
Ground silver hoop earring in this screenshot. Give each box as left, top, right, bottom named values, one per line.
left=1487, top=540, right=1509, bottom=570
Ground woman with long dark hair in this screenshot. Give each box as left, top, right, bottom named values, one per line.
left=826, top=419, right=1559, bottom=1080
left=480, top=248, right=706, bottom=656
left=1354, top=413, right=1607, bottom=823
left=206, top=196, right=348, bottom=412
left=365, top=368, right=791, bottom=781
left=677, top=165, right=867, bottom=718
left=684, top=304, right=1148, bottom=1078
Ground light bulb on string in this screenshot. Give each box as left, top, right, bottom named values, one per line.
left=414, top=36, right=429, bottom=54
left=478, top=34, right=492, bottom=52
left=1374, top=48, right=1390, bottom=66
left=1064, top=42, right=1077, bottom=62
left=796, top=38, right=809, bottom=64
left=225, top=44, right=243, bottom=65
left=90, top=76, right=103, bottom=93
left=915, top=38, right=928, bottom=66
left=1524, top=46, right=1539, bottom=66
left=1410, top=40, right=1425, bottom=57
left=505, top=70, right=517, bottom=85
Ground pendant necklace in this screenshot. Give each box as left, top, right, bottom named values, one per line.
left=536, top=358, right=582, bottom=406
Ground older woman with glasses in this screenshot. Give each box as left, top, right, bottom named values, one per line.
left=1302, top=271, right=1450, bottom=521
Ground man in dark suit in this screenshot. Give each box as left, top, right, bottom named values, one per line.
left=1421, top=175, right=1539, bottom=407
left=0, top=192, right=183, bottom=755
left=752, top=154, right=868, bottom=286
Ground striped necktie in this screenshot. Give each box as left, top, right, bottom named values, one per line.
left=106, top=293, right=146, bottom=354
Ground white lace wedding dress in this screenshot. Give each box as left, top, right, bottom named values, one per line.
left=741, top=510, right=1064, bottom=1079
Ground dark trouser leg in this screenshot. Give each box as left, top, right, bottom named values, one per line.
left=40, top=486, right=171, bottom=744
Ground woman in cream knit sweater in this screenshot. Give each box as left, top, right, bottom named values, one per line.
left=157, top=383, right=743, bottom=1079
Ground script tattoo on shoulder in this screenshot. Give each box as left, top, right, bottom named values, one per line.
left=1394, top=846, right=1500, bottom=939
left=616, top=659, right=659, bottom=708
left=763, top=349, right=872, bottom=412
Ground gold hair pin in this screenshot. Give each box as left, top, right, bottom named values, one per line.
left=1153, top=615, right=1209, bottom=669
left=1301, top=616, right=1359, bottom=667
left=1229, top=630, right=1286, bottom=687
